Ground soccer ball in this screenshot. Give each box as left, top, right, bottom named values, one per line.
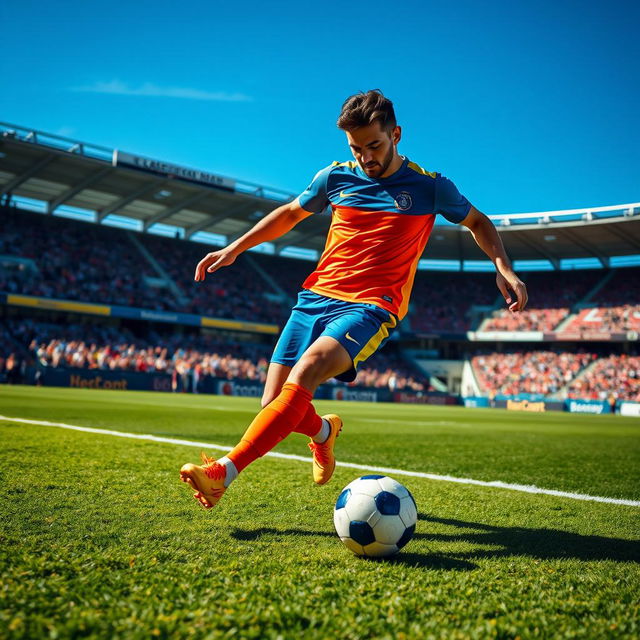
left=333, top=475, right=417, bottom=557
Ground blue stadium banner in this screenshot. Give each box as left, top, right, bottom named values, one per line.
left=30, top=367, right=173, bottom=392
left=329, top=387, right=390, bottom=403
left=111, top=305, right=202, bottom=326
left=463, top=396, right=490, bottom=408
left=565, top=399, right=611, bottom=414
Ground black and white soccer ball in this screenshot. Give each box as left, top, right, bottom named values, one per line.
left=333, top=475, right=417, bottom=557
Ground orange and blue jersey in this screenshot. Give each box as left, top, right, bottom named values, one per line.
left=298, top=157, right=471, bottom=320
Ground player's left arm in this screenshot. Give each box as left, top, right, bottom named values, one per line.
left=461, top=206, right=528, bottom=312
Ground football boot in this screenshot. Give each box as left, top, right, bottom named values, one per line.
left=308, top=414, right=343, bottom=485
left=180, top=453, right=227, bottom=509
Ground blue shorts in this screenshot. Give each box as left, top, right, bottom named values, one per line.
left=271, top=289, right=398, bottom=382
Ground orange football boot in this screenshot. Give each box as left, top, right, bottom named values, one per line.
left=179, top=453, right=227, bottom=509
left=308, top=414, right=342, bottom=485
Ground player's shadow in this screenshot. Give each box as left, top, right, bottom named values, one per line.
left=231, top=514, right=639, bottom=569
left=416, top=513, right=640, bottom=564
left=230, top=526, right=477, bottom=571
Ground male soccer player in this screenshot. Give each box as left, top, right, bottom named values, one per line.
left=180, top=90, right=528, bottom=509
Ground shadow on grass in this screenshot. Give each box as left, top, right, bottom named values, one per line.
left=417, top=513, right=640, bottom=564
left=231, top=513, right=640, bottom=569
left=230, top=527, right=477, bottom=570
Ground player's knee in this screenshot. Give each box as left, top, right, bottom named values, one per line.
left=296, top=351, right=327, bottom=374
left=261, top=391, right=277, bottom=408
left=291, top=352, right=334, bottom=387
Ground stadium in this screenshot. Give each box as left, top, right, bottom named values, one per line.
left=1, top=119, right=639, bottom=638
left=1, top=123, right=639, bottom=415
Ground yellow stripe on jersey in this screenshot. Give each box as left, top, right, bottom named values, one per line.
left=353, top=313, right=398, bottom=369
left=407, top=161, right=437, bottom=179
left=331, top=160, right=358, bottom=169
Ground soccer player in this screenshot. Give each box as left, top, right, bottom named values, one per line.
left=180, top=90, right=528, bottom=509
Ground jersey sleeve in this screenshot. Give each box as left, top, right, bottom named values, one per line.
left=298, top=165, right=332, bottom=214
left=435, top=175, right=472, bottom=223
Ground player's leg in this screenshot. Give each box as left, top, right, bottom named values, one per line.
left=261, top=362, right=290, bottom=407
left=179, top=292, right=396, bottom=508
left=262, top=360, right=329, bottom=444
left=297, top=303, right=398, bottom=485
left=226, top=336, right=350, bottom=472
left=286, top=336, right=352, bottom=484
left=179, top=379, right=314, bottom=509
left=180, top=292, right=327, bottom=509
left=180, top=336, right=351, bottom=508
left=180, top=356, right=292, bottom=510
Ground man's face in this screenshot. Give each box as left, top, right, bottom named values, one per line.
left=345, top=121, right=401, bottom=178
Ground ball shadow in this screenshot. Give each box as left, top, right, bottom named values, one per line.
left=230, top=526, right=476, bottom=570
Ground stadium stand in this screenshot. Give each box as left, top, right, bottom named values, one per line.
left=3, top=201, right=640, bottom=403
left=558, top=269, right=640, bottom=333
left=562, top=305, right=640, bottom=332
left=408, top=271, right=497, bottom=333
left=0, top=207, right=169, bottom=309
left=481, top=307, right=570, bottom=332
left=1, top=123, right=639, bottom=407
left=0, top=316, right=429, bottom=391
left=480, top=270, right=600, bottom=332
left=137, top=234, right=290, bottom=324
left=0, top=206, right=290, bottom=324
left=248, top=253, right=315, bottom=300
left=471, top=350, right=596, bottom=396
left=567, top=354, right=640, bottom=402
left=588, top=267, right=640, bottom=306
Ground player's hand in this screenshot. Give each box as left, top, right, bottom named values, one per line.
left=194, top=248, right=237, bottom=281
left=496, top=271, right=528, bottom=312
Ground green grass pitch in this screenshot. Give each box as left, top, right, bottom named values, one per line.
left=1, top=385, right=639, bottom=639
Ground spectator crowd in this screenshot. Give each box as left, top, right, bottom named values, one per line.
left=472, top=350, right=595, bottom=397
left=0, top=207, right=290, bottom=325
left=481, top=270, right=596, bottom=332
left=2, top=206, right=640, bottom=401
left=1, top=317, right=428, bottom=392
left=562, top=305, right=640, bottom=333
left=567, top=354, right=640, bottom=402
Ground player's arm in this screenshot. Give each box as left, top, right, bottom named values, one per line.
left=460, top=206, right=528, bottom=312
left=194, top=199, right=313, bottom=281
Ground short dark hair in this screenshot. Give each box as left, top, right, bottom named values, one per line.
left=337, top=90, right=397, bottom=132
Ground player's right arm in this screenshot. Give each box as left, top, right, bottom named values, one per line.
left=195, top=165, right=332, bottom=281
left=194, top=199, right=313, bottom=281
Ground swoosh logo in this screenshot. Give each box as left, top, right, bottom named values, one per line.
left=339, top=190, right=358, bottom=199
left=344, top=332, right=360, bottom=345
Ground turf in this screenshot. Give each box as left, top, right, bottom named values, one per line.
left=1, top=385, right=639, bottom=639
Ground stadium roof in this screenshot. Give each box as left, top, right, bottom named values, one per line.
left=2, top=122, right=639, bottom=270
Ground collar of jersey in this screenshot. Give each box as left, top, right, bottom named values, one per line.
left=354, top=156, right=410, bottom=182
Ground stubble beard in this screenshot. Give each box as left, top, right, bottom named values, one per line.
left=362, top=143, right=396, bottom=178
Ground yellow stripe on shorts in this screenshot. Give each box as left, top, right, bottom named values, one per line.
left=353, top=314, right=398, bottom=369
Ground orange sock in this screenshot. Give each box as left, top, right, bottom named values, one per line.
left=293, top=402, right=322, bottom=438
left=227, top=382, right=312, bottom=472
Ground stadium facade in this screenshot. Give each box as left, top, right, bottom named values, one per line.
left=1, top=124, right=638, bottom=415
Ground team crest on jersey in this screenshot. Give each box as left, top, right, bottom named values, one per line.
left=394, top=191, right=412, bottom=211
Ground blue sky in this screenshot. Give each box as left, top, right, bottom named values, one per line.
left=1, top=0, right=638, bottom=215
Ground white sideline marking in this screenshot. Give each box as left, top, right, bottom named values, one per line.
left=2, top=414, right=639, bottom=507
